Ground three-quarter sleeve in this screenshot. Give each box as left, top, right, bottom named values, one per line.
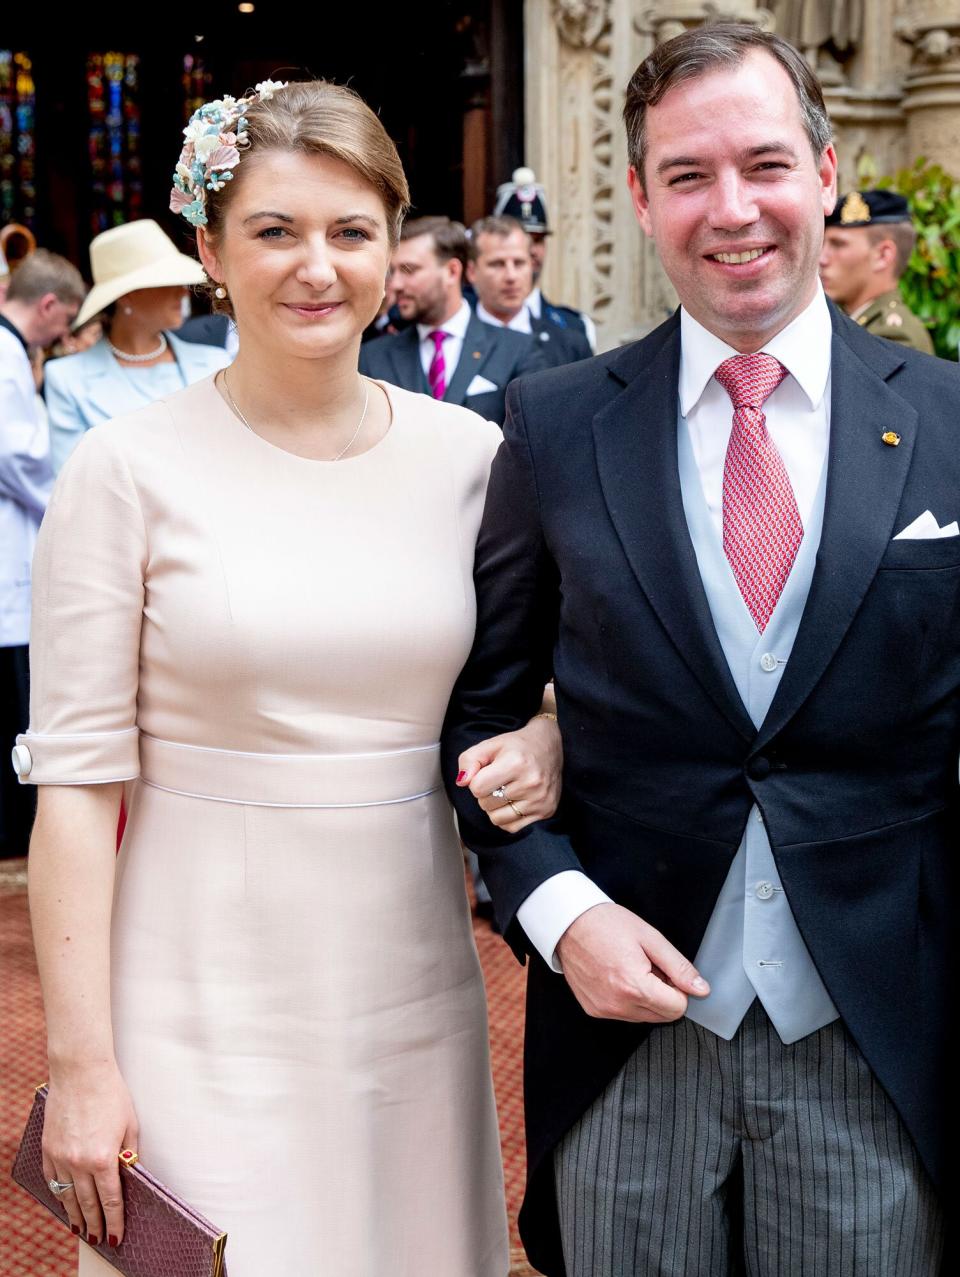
left=15, top=427, right=147, bottom=785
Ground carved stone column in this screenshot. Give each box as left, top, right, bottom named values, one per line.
left=636, top=2, right=774, bottom=46
left=525, top=1, right=629, bottom=349
left=803, top=0, right=910, bottom=190
left=896, top=1, right=960, bottom=175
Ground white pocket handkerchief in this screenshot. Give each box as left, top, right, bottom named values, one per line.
left=893, top=510, right=960, bottom=541
left=466, top=374, right=499, bottom=397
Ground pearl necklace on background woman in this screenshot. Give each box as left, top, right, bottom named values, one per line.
left=106, top=332, right=169, bottom=363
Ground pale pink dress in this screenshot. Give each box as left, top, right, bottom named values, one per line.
left=20, top=376, right=509, bottom=1276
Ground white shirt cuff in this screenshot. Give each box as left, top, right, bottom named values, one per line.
left=516, top=870, right=612, bottom=972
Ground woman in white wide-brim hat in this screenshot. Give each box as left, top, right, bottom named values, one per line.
left=44, top=219, right=229, bottom=472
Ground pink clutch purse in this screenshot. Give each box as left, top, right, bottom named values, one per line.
left=12, top=1085, right=228, bottom=1277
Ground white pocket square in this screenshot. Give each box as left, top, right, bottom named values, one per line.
left=893, top=510, right=960, bottom=541
left=466, top=374, right=499, bottom=396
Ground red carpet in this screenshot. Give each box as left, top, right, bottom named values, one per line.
left=0, top=859, right=537, bottom=1276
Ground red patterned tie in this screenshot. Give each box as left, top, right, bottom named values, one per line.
left=428, top=330, right=448, bottom=399
left=716, top=353, right=801, bottom=633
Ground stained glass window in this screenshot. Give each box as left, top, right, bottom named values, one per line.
left=87, top=52, right=142, bottom=235
left=0, top=51, right=37, bottom=227
left=183, top=53, right=212, bottom=121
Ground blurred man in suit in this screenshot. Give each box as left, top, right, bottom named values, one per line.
left=360, top=216, right=545, bottom=425
left=468, top=216, right=592, bottom=369
left=493, top=167, right=597, bottom=352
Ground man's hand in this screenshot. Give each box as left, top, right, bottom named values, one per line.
left=556, top=902, right=709, bottom=1023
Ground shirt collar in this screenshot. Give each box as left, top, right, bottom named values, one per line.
left=0, top=313, right=29, bottom=355
left=417, top=298, right=471, bottom=343
left=679, top=283, right=831, bottom=416
left=476, top=300, right=532, bottom=334
left=526, top=287, right=543, bottom=319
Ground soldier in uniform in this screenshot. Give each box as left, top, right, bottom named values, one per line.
left=820, top=189, right=934, bottom=354
left=493, top=166, right=597, bottom=352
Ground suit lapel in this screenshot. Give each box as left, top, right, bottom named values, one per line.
left=445, top=314, right=492, bottom=406
left=593, top=316, right=755, bottom=741
left=754, top=311, right=916, bottom=750
left=386, top=328, right=427, bottom=393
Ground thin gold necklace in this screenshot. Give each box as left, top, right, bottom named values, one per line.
left=221, top=369, right=371, bottom=462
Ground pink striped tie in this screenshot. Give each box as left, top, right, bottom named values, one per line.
left=716, top=353, right=801, bottom=633
left=428, top=330, right=448, bottom=399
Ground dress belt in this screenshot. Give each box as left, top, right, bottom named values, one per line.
left=138, top=734, right=443, bottom=808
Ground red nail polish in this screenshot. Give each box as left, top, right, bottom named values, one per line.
left=109, top=1235, right=119, bottom=1248
left=71, top=1225, right=80, bottom=1236
left=456, top=770, right=466, bottom=783
left=87, top=1236, right=99, bottom=1247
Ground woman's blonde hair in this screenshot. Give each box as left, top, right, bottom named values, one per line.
left=201, top=81, right=409, bottom=313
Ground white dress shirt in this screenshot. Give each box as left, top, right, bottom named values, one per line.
left=525, top=287, right=545, bottom=321
left=476, top=300, right=532, bottom=335
left=417, top=299, right=472, bottom=385
left=517, top=285, right=833, bottom=970
left=0, top=321, right=53, bottom=647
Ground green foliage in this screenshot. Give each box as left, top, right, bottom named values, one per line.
left=863, top=157, right=960, bottom=361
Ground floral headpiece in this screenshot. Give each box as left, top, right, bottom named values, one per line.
left=169, top=80, right=287, bottom=228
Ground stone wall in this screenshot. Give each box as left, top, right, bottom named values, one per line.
left=525, top=0, right=960, bottom=349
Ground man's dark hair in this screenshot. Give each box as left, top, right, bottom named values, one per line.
left=400, top=216, right=469, bottom=274
left=467, top=215, right=530, bottom=262
left=623, top=23, right=833, bottom=187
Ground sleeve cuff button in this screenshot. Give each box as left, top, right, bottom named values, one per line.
left=11, top=744, right=33, bottom=778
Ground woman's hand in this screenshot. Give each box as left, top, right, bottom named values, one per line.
left=456, top=713, right=562, bottom=833
left=41, top=1061, right=139, bottom=1248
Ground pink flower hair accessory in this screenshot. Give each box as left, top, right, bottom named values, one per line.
left=169, top=80, right=287, bottom=227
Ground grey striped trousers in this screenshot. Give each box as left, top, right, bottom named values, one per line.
left=554, top=1002, right=943, bottom=1276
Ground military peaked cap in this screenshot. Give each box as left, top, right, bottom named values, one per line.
left=825, top=189, right=913, bottom=228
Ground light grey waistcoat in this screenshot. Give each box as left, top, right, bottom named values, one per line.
left=676, top=412, right=839, bottom=1044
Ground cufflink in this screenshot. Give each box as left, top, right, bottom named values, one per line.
left=11, top=744, right=32, bottom=778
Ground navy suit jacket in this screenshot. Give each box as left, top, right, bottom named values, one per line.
left=529, top=314, right=592, bottom=369
left=359, top=309, right=546, bottom=425
left=175, top=313, right=232, bottom=348
left=442, top=304, right=959, bottom=1275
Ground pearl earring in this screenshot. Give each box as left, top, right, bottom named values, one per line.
left=122, top=305, right=134, bottom=316
left=214, top=285, right=228, bottom=300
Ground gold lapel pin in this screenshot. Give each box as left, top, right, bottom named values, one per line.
left=882, top=431, right=901, bottom=447
left=472, top=350, right=482, bottom=359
